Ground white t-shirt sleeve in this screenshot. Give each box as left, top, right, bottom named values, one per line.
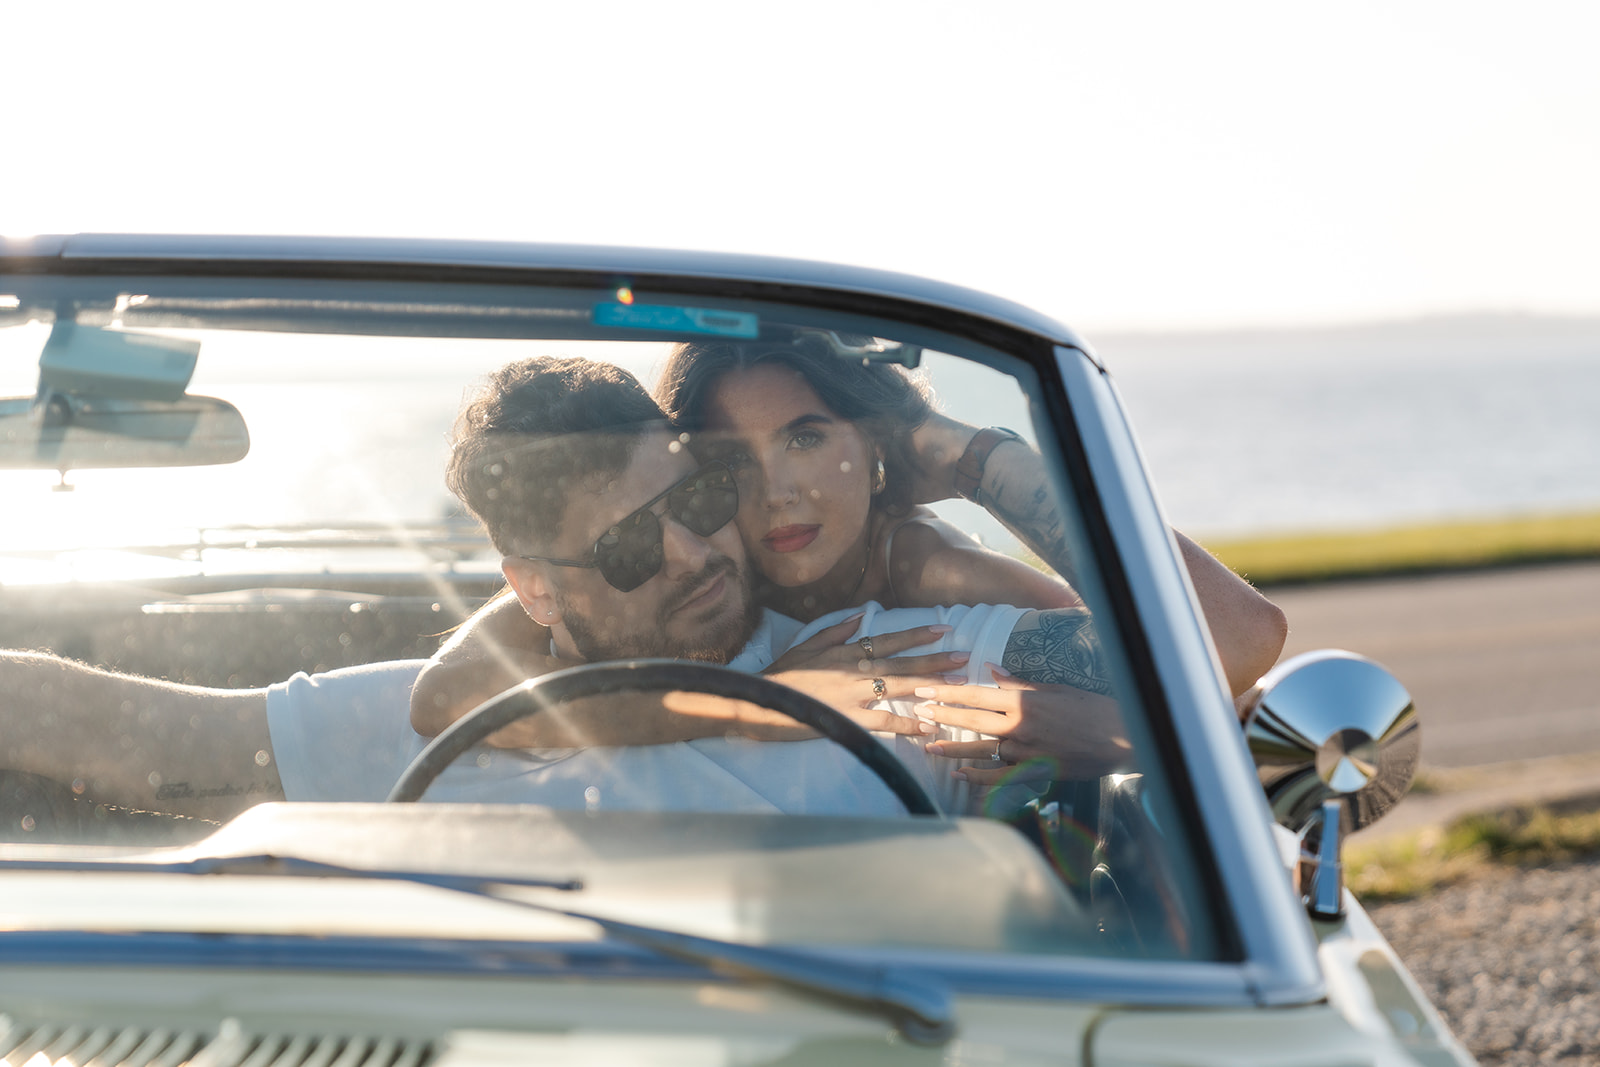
left=265, top=660, right=429, bottom=802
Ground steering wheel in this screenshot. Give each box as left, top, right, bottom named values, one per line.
left=387, top=659, right=942, bottom=816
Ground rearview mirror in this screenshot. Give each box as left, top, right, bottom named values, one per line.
left=0, top=393, right=250, bottom=471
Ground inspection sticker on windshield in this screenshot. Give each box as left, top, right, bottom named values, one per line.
left=593, top=301, right=758, bottom=339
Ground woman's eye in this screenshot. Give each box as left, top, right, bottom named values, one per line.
left=788, top=429, right=823, bottom=450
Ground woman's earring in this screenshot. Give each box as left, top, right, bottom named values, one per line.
left=872, top=458, right=887, bottom=496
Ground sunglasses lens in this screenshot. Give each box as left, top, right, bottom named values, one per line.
left=589, top=464, right=738, bottom=593
left=593, top=508, right=664, bottom=593
left=669, top=464, right=739, bottom=536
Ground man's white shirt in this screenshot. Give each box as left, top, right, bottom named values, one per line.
left=266, top=601, right=1027, bottom=816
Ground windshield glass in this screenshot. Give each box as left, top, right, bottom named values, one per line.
left=0, top=272, right=1225, bottom=964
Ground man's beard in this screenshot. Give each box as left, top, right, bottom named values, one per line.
left=558, top=554, right=758, bottom=665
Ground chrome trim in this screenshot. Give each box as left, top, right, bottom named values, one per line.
left=1247, top=650, right=1420, bottom=836
left=0, top=1016, right=434, bottom=1067
left=0, top=929, right=1268, bottom=1008
left=1056, top=345, right=1325, bottom=1006
left=1306, top=799, right=1345, bottom=920
left=820, top=946, right=1268, bottom=1007
left=1, top=234, right=1084, bottom=349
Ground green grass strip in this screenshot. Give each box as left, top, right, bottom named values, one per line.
left=1203, top=511, right=1600, bottom=586
left=1348, top=802, right=1600, bottom=903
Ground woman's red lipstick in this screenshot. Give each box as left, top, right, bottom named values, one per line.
left=763, top=524, right=820, bottom=553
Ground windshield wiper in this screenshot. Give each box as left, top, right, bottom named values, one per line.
left=0, top=851, right=955, bottom=1044
left=529, top=906, right=957, bottom=1046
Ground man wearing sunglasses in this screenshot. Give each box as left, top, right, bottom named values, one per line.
left=501, top=453, right=756, bottom=668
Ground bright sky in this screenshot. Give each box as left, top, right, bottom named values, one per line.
left=5, top=0, right=1597, bottom=332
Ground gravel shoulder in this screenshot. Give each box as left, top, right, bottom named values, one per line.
left=1369, top=857, right=1600, bottom=1066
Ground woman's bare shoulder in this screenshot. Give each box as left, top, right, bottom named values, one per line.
left=881, top=512, right=1078, bottom=611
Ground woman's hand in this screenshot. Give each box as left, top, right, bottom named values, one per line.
left=770, top=613, right=966, bottom=676
left=660, top=614, right=969, bottom=740
left=917, top=664, right=1133, bottom=784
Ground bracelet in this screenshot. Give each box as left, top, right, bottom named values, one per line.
left=953, top=427, right=1022, bottom=504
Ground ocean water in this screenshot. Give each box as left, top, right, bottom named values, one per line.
left=1094, top=317, right=1600, bottom=538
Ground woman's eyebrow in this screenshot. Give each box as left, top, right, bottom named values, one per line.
left=778, top=413, right=834, bottom=435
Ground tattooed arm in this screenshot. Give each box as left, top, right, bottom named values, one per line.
left=0, top=651, right=281, bottom=821
left=909, top=413, right=1286, bottom=695
left=914, top=607, right=1132, bottom=781
left=998, top=607, right=1113, bottom=694
left=905, top=415, right=1080, bottom=584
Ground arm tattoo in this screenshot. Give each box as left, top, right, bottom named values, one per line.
left=156, top=780, right=281, bottom=801
left=1001, top=608, right=1113, bottom=695
left=985, top=465, right=1079, bottom=586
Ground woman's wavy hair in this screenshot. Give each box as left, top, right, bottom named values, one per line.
left=655, top=335, right=933, bottom=516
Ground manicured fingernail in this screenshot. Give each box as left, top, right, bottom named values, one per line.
left=914, top=687, right=936, bottom=699
left=917, top=721, right=938, bottom=734
left=942, top=673, right=966, bottom=684
left=951, top=769, right=969, bottom=781
left=947, top=651, right=970, bottom=664
left=925, top=742, right=945, bottom=754
left=927, top=624, right=953, bottom=634
left=988, top=663, right=1013, bottom=678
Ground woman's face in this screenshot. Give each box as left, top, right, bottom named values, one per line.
left=698, top=363, right=878, bottom=589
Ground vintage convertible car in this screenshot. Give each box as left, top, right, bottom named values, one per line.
left=0, top=236, right=1468, bottom=1065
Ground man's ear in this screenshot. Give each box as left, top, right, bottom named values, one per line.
left=501, top=557, right=561, bottom=626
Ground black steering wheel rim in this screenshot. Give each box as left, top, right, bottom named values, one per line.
left=388, top=660, right=942, bottom=816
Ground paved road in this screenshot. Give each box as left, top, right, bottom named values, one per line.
left=1265, top=560, right=1600, bottom=769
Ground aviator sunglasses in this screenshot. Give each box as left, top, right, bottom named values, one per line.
left=519, top=461, right=739, bottom=592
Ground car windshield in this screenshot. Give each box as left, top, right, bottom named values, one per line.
left=0, top=269, right=1229, bottom=966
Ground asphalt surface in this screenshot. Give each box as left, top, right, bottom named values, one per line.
left=1266, top=559, right=1600, bottom=769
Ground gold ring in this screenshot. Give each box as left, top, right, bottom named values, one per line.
left=871, top=677, right=888, bottom=700
left=857, top=636, right=875, bottom=659
left=990, top=740, right=1004, bottom=763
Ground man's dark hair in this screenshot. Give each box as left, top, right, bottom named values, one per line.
left=447, top=357, right=667, bottom=555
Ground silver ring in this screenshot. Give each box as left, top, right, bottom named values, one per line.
left=871, top=677, right=888, bottom=700
left=990, top=740, right=1004, bottom=763
left=857, top=635, right=875, bottom=659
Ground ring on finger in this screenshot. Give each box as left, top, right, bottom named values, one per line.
left=857, top=635, right=875, bottom=659
left=990, top=740, right=1004, bottom=763
left=871, top=677, right=888, bottom=700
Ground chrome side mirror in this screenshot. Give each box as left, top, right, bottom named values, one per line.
left=1242, top=650, right=1418, bottom=919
